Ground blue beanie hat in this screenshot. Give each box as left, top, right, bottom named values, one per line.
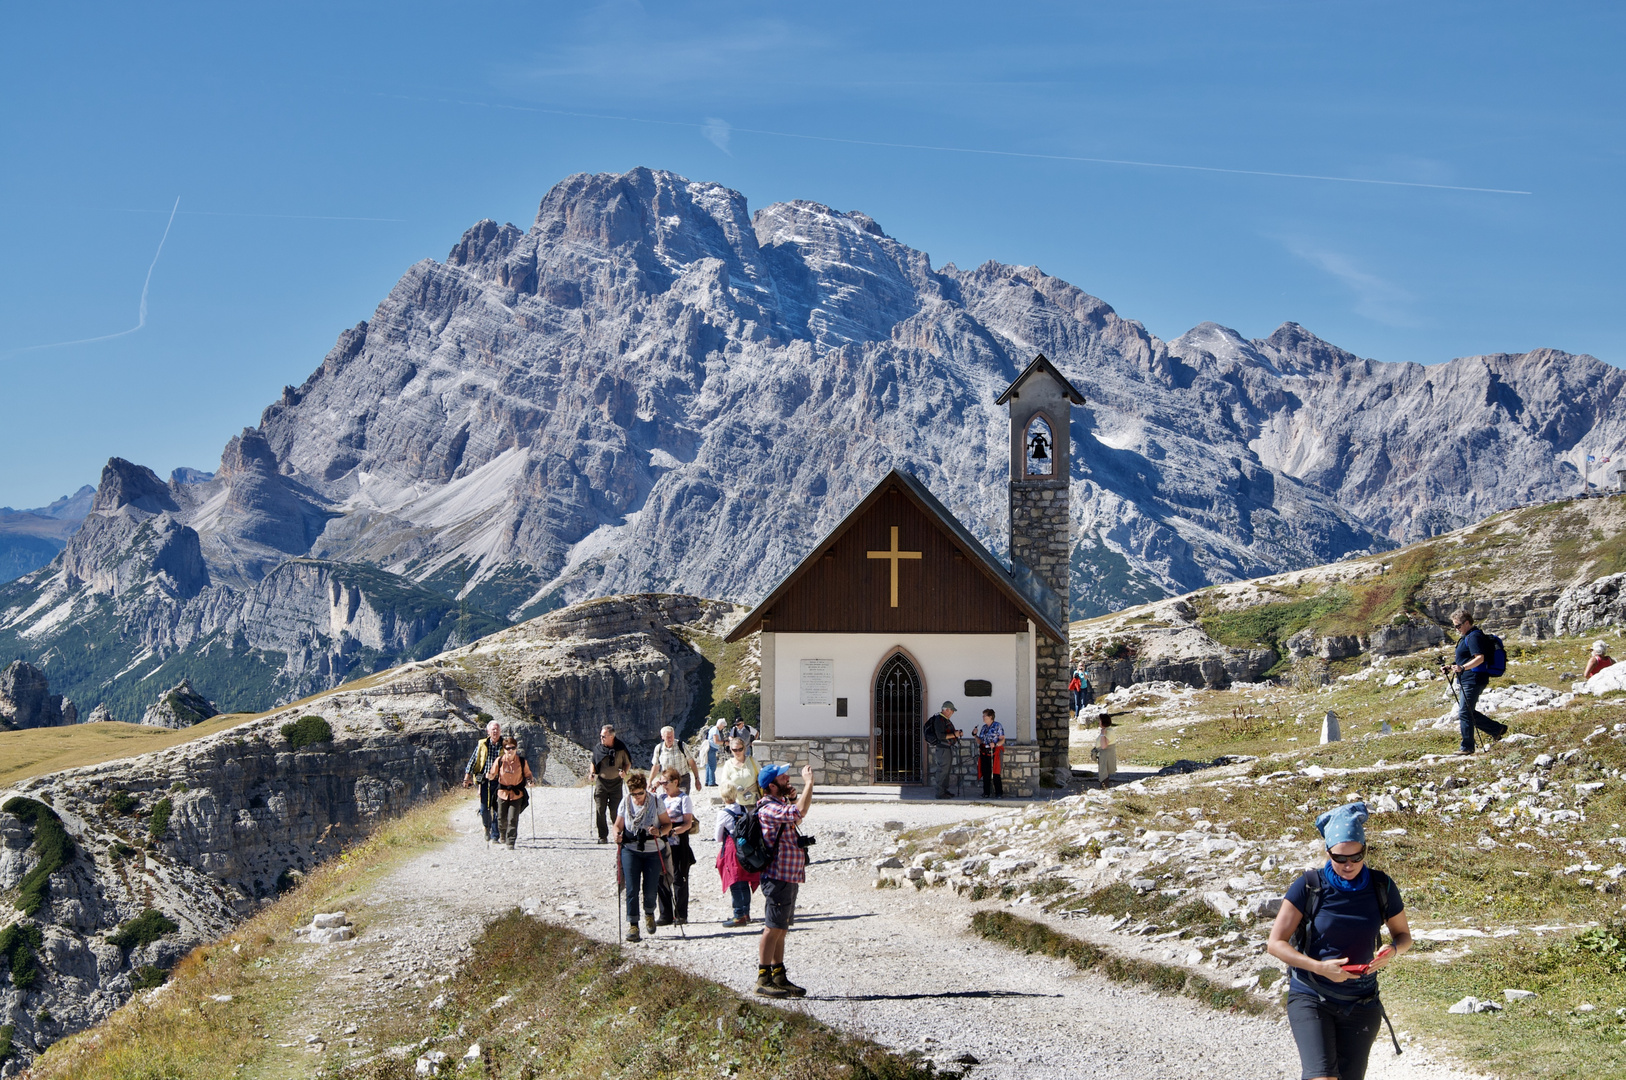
left=1315, top=801, right=1368, bottom=847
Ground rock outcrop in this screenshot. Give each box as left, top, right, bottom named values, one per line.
left=138, top=680, right=218, bottom=728
left=0, top=589, right=731, bottom=1069
left=1552, top=573, right=1626, bottom=638
left=0, top=661, right=76, bottom=730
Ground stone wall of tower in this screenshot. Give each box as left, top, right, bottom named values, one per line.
left=1010, top=483, right=1071, bottom=786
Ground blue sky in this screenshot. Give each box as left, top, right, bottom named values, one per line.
left=2, top=1, right=1621, bottom=507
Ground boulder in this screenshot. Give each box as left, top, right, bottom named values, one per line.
left=1553, top=573, right=1626, bottom=637
left=139, top=680, right=219, bottom=729
left=1202, top=891, right=1240, bottom=918
left=0, top=661, right=78, bottom=730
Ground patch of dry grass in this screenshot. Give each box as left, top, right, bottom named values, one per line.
left=349, top=911, right=945, bottom=1080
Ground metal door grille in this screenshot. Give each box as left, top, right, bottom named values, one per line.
left=873, top=653, right=923, bottom=783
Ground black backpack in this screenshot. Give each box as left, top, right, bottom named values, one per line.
left=1289, top=867, right=1394, bottom=957
left=734, top=804, right=777, bottom=874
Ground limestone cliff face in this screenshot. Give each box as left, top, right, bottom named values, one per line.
left=0, top=662, right=76, bottom=730
left=3, top=168, right=1620, bottom=719
left=0, top=687, right=486, bottom=1068
left=0, top=591, right=730, bottom=1068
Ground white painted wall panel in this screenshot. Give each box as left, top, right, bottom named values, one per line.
left=772, top=633, right=1028, bottom=739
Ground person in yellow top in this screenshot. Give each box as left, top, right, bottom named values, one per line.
left=715, top=737, right=761, bottom=806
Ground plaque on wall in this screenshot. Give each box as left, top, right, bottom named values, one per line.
left=799, top=658, right=834, bottom=705
left=964, top=679, right=993, bottom=697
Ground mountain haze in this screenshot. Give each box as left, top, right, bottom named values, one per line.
left=2, top=167, right=1619, bottom=717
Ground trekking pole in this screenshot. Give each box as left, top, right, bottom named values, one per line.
left=615, top=841, right=624, bottom=944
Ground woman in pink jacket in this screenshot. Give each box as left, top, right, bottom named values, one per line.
left=714, top=783, right=760, bottom=927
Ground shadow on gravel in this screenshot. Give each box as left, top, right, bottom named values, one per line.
left=816, top=990, right=1061, bottom=1001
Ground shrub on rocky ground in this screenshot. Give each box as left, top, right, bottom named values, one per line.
left=280, top=715, right=332, bottom=751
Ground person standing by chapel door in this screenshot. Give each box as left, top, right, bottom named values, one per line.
left=924, top=702, right=962, bottom=799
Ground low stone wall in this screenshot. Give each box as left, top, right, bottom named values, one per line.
left=752, top=738, right=1039, bottom=798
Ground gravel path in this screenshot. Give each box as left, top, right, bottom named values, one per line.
left=342, top=787, right=1488, bottom=1080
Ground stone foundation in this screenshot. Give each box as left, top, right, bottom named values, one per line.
left=751, top=738, right=1040, bottom=798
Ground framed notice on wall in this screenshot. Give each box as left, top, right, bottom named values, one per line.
left=799, top=658, right=834, bottom=705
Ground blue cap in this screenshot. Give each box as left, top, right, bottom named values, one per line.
left=1316, top=802, right=1369, bottom=847
left=758, top=764, right=789, bottom=791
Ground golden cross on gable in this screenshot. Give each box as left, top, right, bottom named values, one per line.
left=866, top=526, right=922, bottom=608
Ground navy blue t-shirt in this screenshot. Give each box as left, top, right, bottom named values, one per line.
left=1284, top=867, right=1404, bottom=1000
left=1456, top=627, right=1490, bottom=688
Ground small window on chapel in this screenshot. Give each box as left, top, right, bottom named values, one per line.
left=1025, top=415, right=1054, bottom=477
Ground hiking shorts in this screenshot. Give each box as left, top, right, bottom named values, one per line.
left=761, top=878, right=799, bottom=930
left=1286, top=994, right=1383, bottom=1080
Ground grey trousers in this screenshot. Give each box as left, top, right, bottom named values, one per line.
left=931, top=745, right=955, bottom=796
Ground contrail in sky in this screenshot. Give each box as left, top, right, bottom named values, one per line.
left=109, top=207, right=405, bottom=222
left=7, top=198, right=181, bottom=356
left=389, top=93, right=1533, bottom=196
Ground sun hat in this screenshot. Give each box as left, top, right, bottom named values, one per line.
left=757, top=763, right=790, bottom=791
left=1315, top=801, right=1369, bottom=847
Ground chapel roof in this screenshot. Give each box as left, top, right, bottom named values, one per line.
left=724, top=468, right=1065, bottom=643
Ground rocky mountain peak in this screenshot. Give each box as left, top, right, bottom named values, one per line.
left=92, top=458, right=178, bottom=515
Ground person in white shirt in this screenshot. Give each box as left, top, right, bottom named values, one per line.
left=656, top=769, right=695, bottom=925
left=650, top=725, right=701, bottom=791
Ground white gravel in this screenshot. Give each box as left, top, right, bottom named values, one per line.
left=356, top=787, right=1488, bottom=1080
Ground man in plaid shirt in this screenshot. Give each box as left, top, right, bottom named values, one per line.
left=753, top=762, right=814, bottom=998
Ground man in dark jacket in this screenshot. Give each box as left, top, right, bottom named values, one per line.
left=1447, top=609, right=1507, bottom=754
left=462, top=718, right=504, bottom=843
left=588, top=724, right=633, bottom=843
left=923, top=702, right=962, bottom=799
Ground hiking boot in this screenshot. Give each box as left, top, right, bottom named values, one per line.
left=771, top=966, right=806, bottom=998
left=645, top=913, right=657, bottom=935
left=935, top=792, right=953, bottom=799
left=598, top=837, right=609, bottom=845
left=722, top=916, right=748, bottom=928
left=674, top=918, right=687, bottom=926
left=626, top=923, right=641, bottom=942
left=507, top=841, right=516, bottom=849
left=755, top=968, right=789, bottom=998
left=655, top=916, right=674, bottom=926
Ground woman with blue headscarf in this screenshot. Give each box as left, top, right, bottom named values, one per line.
left=1266, top=802, right=1412, bottom=1080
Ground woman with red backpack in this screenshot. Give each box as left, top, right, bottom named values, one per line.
left=484, top=736, right=532, bottom=849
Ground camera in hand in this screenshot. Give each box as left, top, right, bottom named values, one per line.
left=628, top=828, right=654, bottom=845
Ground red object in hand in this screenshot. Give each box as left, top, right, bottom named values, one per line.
left=1343, top=946, right=1395, bottom=975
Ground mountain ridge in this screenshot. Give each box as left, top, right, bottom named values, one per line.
left=2, top=166, right=1620, bottom=719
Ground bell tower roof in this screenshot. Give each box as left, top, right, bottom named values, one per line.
left=995, top=353, right=1086, bottom=406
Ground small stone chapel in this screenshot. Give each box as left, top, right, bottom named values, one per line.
left=733, top=355, right=1084, bottom=797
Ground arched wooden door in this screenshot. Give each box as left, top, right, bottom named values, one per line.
left=873, top=652, right=923, bottom=783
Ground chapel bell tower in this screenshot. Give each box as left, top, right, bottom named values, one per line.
left=996, top=354, right=1085, bottom=788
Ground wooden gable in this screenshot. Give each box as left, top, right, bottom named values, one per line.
left=726, top=470, right=1060, bottom=641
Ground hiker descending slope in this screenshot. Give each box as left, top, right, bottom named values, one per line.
left=1446, top=608, right=1508, bottom=754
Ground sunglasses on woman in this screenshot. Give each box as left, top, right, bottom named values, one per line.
left=1328, top=848, right=1366, bottom=864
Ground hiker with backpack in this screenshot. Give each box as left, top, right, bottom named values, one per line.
left=714, top=783, right=759, bottom=926
left=656, top=768, right=696, bottom=926
left=1267, top=802, right=1411, bottom=1080
left=924, top=702, right=962, bottom=799
left=1068, top=668, right=1085, bottom=718
left=589, top=725, right=634, bottom=844
left=614, top=771, right=672, bottom=942
left=751, top=763, right=815, bottom=999
left=1444, top=608, right=1508, bottom=755
left=651, top=725, right=702, bottom=792
left=462, top=719, right=505, bottom=843
left=484, top=736, right=532, bottom=849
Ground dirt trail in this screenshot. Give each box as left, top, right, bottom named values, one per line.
left=290, top=788, right=1488, bottom=1080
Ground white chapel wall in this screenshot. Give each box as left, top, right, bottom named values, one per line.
left=771, top=633, right=1031, bottom=740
